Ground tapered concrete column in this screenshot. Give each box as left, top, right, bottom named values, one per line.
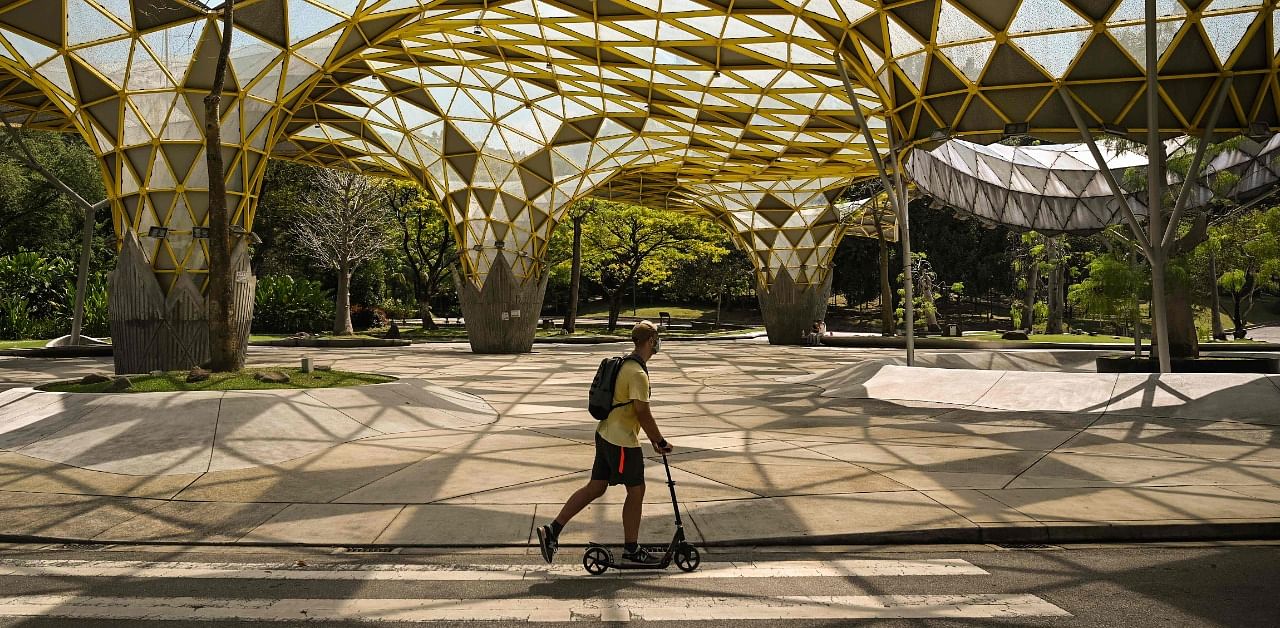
left=454, top=252, right=551, bottom=353
left=757, top=268, right=833, bottom=345
left=0, top=7, right=343, bottom=371
left=691, top=179, right=847, bottom=345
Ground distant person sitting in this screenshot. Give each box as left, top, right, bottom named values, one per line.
left=805, top=320, right=823, bottom=346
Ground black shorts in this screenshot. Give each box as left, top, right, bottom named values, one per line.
left=591, top=433, right=644, bottom=487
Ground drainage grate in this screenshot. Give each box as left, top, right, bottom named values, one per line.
left=337, top=547, right=400, bottom=554
left=996, top=543, right=1055, bottom=550
left=54, top=543, right=108, bottom=551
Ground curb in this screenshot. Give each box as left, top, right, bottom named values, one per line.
left=534, top=332, right=767, bottom=344
left=4, top=521, right=1276, bottom=550
left=821, top=336, right=1280, bottom=352
left=0, top=345, right=113, bottom=358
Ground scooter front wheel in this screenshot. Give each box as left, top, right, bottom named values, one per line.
left=583, top=547, right=610, bottom=575
left=674, top=544, right=700, bottom=572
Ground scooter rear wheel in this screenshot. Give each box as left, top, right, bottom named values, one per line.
left=674, top=544, right=700, bottom=572
left=583, top=547, right=610, bottom=575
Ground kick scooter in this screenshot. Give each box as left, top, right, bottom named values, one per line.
left=581, top=453, right=700, bottom=574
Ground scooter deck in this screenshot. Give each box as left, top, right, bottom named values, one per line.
left=585, top=542, right=673, bottom=570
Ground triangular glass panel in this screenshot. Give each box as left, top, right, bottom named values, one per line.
left=1110, top=0, right=1186, bottom=22
left=3, top=28, right=55, bottom=66
left=67, top=0, right=127, bottom=47
left=1108, top=21, right=1182, bottom=69
left=1007, top=0, right=1088, bottom=35
left=1011, top=30, right=1090, bottom=77
left=887, top=17, right=923, bottom=56
left=288, top=0, right=345, bottom=45
left=36, top=58, right=75, bottom=96
left=939, top=40, right=994, bottom=81
left=937, top=0, right=990, bottom=44
left=126, top=45, right=173, bottom=89
left=1201, top=12, right=1255, bottom=65
left=228, top=28, right=281, bottom=86
left=143, top=23, right=202, bottom=85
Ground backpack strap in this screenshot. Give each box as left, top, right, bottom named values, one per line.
left=609, top=354, right=648, bottom=411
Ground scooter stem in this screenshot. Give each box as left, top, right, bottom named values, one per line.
left=661, top=454, right=683, bottom=527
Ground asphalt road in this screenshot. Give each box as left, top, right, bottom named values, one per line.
left=0, top=541, right=1274, bottom=626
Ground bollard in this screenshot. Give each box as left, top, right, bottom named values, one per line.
left=301, top=356, right=313, bottom=374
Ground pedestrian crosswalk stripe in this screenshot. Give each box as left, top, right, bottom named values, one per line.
left=0, top=594, right=1072, bottom=622
left=0, top=558, right=988, bottom=580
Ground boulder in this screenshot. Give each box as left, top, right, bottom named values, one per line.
left=80, top=373, right=111, bottom=385
left=1001, top=330, right=1030, bottom=341
left=106, top=377, right=131, bottom=392
left=254, top=370, right=291, bottom=384
left=187, top=367, right=211, bottom=383
left=386, top=321, right=401, bottom=339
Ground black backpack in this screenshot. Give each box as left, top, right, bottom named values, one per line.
left=588, top=354, right=646, bottom=420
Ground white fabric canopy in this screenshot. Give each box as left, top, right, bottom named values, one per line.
left=906, top=139, right=1156, bottom=234
left=907, top=136, right=1280, bottom=234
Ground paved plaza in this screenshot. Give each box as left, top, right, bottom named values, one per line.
left=0, top=341, right=1278, bottom=548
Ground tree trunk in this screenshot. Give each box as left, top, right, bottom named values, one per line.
left=205, top=4, right=239, bottom=371
left=920, top=273, right=940, bottom=331
left=876, top=223, right=893, bottom=336
left=1208, top=248, right=1226, bottom=341
left=715, top=285, right=723, bottom=329
left=606, top=292, right=622, bottom=333
left=566, top=214, right=583, bottom=333
left=418, top=297, right=438, bottom=330
left=1165, top=274, right=1198, bottom=359
left=1045, top=238, right=1064, bottom=335
left=335, top=266, right=353, bottom=335
left=1022, top=258, right=1038, bottom=331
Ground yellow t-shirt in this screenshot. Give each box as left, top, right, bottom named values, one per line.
left=596, top=359, right=650, bottom=448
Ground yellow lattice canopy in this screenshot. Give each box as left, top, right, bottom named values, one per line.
left=0, top=0, right=1274, bottom=293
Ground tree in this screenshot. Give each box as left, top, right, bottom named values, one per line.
left=387, top=181, right=454, bottom=329
left=581, top=204, right=726, bottom=332
left=288, top=169, right=395, bottom=335
left=562, top=199, right=596, bottom=333
left=0, top=124, right=107, bottom=344
left=1200, top=206, right=1280, bottom=336
left=205, top=1, right=239, bottom=370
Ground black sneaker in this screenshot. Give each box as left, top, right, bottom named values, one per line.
left=535, top=525, right=558, bottom=564
left=622, top=546, right=661, bottom=566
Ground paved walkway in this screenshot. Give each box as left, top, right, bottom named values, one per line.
left=0, top=342, right=1278, bottom=547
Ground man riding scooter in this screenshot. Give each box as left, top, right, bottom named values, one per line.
left=536, top=321, right=674, bottom=566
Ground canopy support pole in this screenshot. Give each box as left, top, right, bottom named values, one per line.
left=835, top=58, right=914, bottom=366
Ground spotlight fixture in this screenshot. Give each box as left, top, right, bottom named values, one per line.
left=147, top=226, right=168, bottom=238
left=192, top=226, right=210, bottom=239
left=1249, top=121, right=1271, bottom=138
left=928, top=127, right=952, bottom=142
left=494, top=239, right=505, bottom=249
left=1002, top=122, right=1030, bottom=137
left=1099, top=122, right=1128, bottom=138
left=471, top=25, right=482, bottom=35
left=472, top=244, right=484, bottom=251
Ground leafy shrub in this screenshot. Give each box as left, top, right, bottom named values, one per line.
left=253, top=275, right=333, bottom=333
left=75, top=274, right=110, bottom=338
left=350, top=304, right=389, bottom=331
left=0, top=252, right=73, bottom=317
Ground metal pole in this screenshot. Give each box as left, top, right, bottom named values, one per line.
left=1144, top=0, right=1173, bottom=373
left=1058, top=90, right=1152, bottom=253
left=889, top=124, right=916, bottom=364
left=70, top=199, right=109, bottom=344
left=835, top=57, right=914, bottom=365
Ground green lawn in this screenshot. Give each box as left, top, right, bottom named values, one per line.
left=575, top=303, right=758, bottom=322
left=960, top=332, right=1138, bottom=344
left=959, top=331, right=1263, bottom=345
left=391, top=324, right=764, bottom=342
left=0, top=339, right=51, bottom=349
left=39, top=367, right=394, bottom=393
